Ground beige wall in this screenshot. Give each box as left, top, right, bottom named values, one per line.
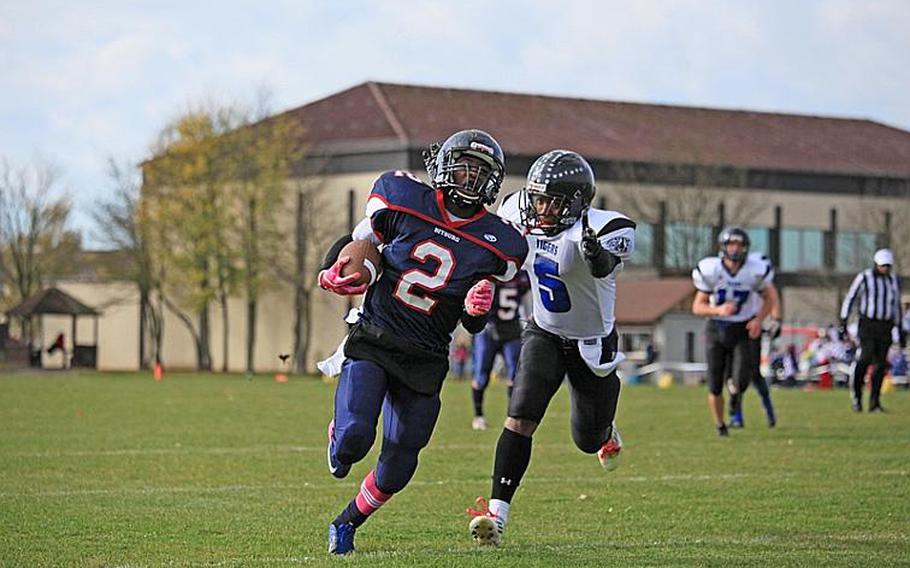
left=58, top=168, right=890, bottom=373
left=601, top=181, right=894, bottom=231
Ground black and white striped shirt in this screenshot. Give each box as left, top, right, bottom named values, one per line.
left=840, top=269, right=902, bottom=324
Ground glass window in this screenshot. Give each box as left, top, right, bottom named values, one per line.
left=780, top=228, right=823, bottom=271
left=665, top=223, right=713, bottom=269
left=836, top=231, right=877, bottom=273
left=626, top=223, right=652, bottom=266
left=745, top=227, right=770, bottom=257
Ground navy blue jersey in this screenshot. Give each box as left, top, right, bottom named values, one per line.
left=360, top=171, right=528, bottom=354
left=490, top=270, right=531, bottom=324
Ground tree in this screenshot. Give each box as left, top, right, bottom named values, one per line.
left=227, top=106, right=308, bottom=373
left=143, top=109, right=229, bottom=370
left=611, top=162, right=767, bottom=271
left=92, top=159, right=163, bottom=369
left=142, top=97, right=311, bottom=372
left=0, top=157, right=79, bottom=344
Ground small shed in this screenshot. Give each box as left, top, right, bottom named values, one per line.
left=615, top=277, right=703, bottom=363
left=7, top=287, right=101, bottom=368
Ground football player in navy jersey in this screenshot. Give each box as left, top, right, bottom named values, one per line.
left=467, top=150, right=635, bottom=547
left=316, top=129, right=528, bottom=555
left=692, top=227, right=780, bottom=436
left=470, top=270, right=531, bottom=431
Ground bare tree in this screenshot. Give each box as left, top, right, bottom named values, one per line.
left=92, top=159, right=163, bottom=369
left=611, top=162, right=767, bottom=270
left=266, top=171, right=338, bottom=373
left=0, top=156, right=78, bottom=344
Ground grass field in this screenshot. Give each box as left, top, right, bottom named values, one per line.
left=1, top=371, right=908, bottom=567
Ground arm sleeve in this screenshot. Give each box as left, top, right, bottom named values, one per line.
left=840, top=272, right=865, bottom=321
left=461, top=312, right=491, bottom=334
left=320, top=234, right=354, bottom=271
left=585, top=247, right=621, bottom=278
left=692, top=262, right=713, bottom=293
left=597, top=225, right=636, bottom=260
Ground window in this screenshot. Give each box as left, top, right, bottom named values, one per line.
left=626, top=223, right=652, bottom=266
left=836, top=231, right=877, bottom=273
left=665, top=223, right=713, bottom=269
left=744, top=227, right=770, bottom=257
left=780, top=228, right=823, bottom=271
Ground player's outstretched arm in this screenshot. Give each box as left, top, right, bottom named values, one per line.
left=581, top=214, right=621, bottom=278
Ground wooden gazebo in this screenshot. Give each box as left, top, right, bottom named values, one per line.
left=7, top=287, right=101, bottom=368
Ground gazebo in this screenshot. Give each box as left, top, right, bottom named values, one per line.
left=7, top=287, right=101, bottom=368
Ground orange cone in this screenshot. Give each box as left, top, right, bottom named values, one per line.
left=274, top=373, right=288, bottom=383
left=154, top=362, right=164, bottom=381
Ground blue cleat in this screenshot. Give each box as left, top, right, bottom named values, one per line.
left=326, top=420, right=350, bottom=479
left=730, top=410, right=744, bottom=428
left=328, top=522, right=356, bottom=555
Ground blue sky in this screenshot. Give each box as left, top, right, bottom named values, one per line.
left=2, top=0, right=909, bottom=246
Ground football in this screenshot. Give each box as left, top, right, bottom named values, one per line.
left=339, top=239, right=382, bottom=287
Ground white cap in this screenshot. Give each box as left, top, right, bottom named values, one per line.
left=873, top=248, right=894, bottom=266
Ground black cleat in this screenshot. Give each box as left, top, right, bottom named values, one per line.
left=851, top=400, right=862, bottom=413
left=869, top=404, right=886, bottom=413
left=717, top=424, right=729, bottom=437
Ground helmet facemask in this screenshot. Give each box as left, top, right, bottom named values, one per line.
left=436, top=150, right=503, bottom=208
left=519, top=183, right=586, bottom=236
left=719, top=228, right=750, bottom=262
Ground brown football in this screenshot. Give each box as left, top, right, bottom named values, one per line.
left=339, top=239, right=382, bottom=287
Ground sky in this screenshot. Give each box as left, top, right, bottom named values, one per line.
left=2, top=0, right=909, bottom=248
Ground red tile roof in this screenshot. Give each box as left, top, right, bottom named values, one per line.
left=279, top=81, right=910, bottom=178
left=615, top=277, right=695, bottom=324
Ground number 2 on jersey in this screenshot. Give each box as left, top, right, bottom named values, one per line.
left=393, top=240, right=455, bottom=314
left=533, top=255, right=571, bottom=313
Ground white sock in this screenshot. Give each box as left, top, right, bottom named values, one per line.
left=488, top=498, right=510, bottom=530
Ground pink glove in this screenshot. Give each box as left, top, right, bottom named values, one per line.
left=318, top=256, right=368, bottom=296
left=465, top=279, right=493, bottom=316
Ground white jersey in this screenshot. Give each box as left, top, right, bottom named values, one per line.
left=692, top=252, right=774, bottom=322
left=498, top=192, right=636, bottom=339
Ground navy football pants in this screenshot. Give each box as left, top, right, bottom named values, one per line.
left=472, top=330, right=521, bottom=388
left=332, top=358, right=441, bottom=494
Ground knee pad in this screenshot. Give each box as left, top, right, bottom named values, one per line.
left=375, top=441, right=420, bottom=494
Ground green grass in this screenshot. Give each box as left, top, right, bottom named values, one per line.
left=0, top=371, right=908, bottom=567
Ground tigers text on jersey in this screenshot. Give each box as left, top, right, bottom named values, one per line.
left=361, top=171, right=529, bottom=355
left=498, top=192, right=636, bottom=339
left=692, top=252, right=774, bottom=322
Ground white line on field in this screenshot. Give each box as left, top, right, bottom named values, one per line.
left=1, top=469, right=905, bottom=498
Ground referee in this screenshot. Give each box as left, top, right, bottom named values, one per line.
left=840, top=248, right=905, bottom=412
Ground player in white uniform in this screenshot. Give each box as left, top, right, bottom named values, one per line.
left=692, top=227, right=780, bottom=436
left=467, top=150, right=635, bottom=547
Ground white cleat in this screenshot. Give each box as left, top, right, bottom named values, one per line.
left=597, top=423, right=623, bottom=472
left=467, top=497, right=502, bottom=547
left=472, top=416, right=488, bottom=431
left=469, top=515, right=501, bottom=547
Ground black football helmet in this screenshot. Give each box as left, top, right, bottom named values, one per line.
left=424, top=129, right=505, bottom=207
left=718, top=226, right=751, bottom=262
left=519, top=150, right=596, bottom=235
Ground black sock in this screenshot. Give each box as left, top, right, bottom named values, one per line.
left=490, top=428, right=532, bottom=504
left=333, top=500, right=367, bottom=529
left=472, top=388, right=484, bottom=417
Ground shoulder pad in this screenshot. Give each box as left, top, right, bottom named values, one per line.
left=497, top=191, right=523, bottom=225
left=371, top=170, right=433, bottom=201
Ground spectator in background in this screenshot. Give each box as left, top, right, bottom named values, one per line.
left=451, top=335, right=471, bottom=382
